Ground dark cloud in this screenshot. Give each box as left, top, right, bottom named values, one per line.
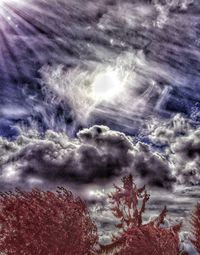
left=1, top=115, right=200, bottom=190
left=170, top=129, right=200, bottom=185
left=132, top=142, right=175, bottom=189
left=0, top=125, right=175, bottom=190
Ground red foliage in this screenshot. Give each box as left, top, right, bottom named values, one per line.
left=100, top=175, right=181, bottom=255
left=108, top=175, right=150, bottom=228
left=190, top=203, right=200, bottom=254
left=0, top=188, right=98, bottom=255
left=103, top=224, right=181, bottom=255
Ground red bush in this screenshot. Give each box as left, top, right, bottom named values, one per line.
left=101, top=223, right=181, bottom=255
left=191, top=203, right=200, bottom=254
left=0, top=188, right=98, bottom=255
left=100, top=175, right=181, bottom=255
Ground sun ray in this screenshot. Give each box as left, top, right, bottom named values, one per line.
left=0, top=0, right=61, bottom=83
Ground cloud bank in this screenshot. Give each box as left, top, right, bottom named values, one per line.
left=0, top=124, right=174, bottom=190
left=0, top=114, right=200, bottom=191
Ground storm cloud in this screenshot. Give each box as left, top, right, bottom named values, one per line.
left=170, top=129, right=200, bottom=185
left=0, top=125, right=174, bottom=190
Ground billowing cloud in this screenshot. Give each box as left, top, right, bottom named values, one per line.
left=132, top=142, right=175, bottom=188
left=170, top=129, right=200, bottom=185
left=149, top=114, right=200, bottom=185
left=149, top=114, right=192, bottom=146
left=0, top=125, right=174, bottom=190
left=1, top=115, right=200, bottom=190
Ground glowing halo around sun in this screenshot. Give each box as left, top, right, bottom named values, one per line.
left=40, top=51, right=154, bottom=125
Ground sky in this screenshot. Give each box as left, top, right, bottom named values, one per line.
left=0, top=0, right=200, bottom=251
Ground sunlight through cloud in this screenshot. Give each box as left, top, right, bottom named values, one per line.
left=0, top=0, right=23, bottom=7
left=0, top=0, right=26, bottom=17
left=91, top=69, right=123, bottom=102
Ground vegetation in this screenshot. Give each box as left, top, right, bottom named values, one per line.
left=0, top=188, right=97, bottom=255
left=100, top=175, right=181, bottom=255
left=0, top=176, right=199, bottom=255
left=191, top=203, right=200, bottom=254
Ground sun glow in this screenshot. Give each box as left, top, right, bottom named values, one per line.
left=0, top=0, right=26, bottom=16
left=91, top=69, right=123, bottom=102
left=1, top=0, right=22, bottom=4
left=0, top=0, right=18, bottom=7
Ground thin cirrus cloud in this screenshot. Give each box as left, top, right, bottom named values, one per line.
left=0, top=0, right=199, bottom=137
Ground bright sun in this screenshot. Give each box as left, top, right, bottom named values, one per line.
left=91, top=69, right=123, bottom=102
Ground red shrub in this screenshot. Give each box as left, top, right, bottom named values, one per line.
left=100, top=175, right=181, bottom=255
left=191, top=203, right=200, bottom=254
left=101, top=223, right=181, bottom=255
left=0, top=188, right=98, bottom=255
